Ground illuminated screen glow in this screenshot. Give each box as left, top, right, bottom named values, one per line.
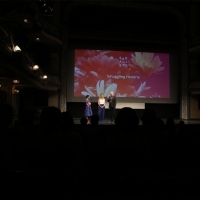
left=74, top=50, right=170, bottom=98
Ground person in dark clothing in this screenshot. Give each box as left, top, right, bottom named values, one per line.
left=107, top=91, right=117, bottom=123
left=84, top=95, right=93, bottom=124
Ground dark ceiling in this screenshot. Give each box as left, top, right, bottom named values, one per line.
left=0, top=0, right=200, bottom=89
left=0, top=0, right=62, bottom=87
left=69, top=4, right=181, bottom=37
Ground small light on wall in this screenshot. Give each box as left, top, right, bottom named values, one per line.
left=42, top=75, right=48, bottom=79
left=13, top=80, right=20, bottom=84
left=36, top=37, right=40, bottom=41
left=33, top=65, right=39, bottom=70
left=0, top=84, right=1, bottom=87
left=13, top=45, right=21, bottom=52
left=24, top=19, right=29, bottom=23
left=15, top=90, right=19, bottom=93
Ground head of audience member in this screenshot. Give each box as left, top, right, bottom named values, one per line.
left=17, top=109, right=35, bottom=127
left=80, top=117, right=88, bottom=126
left=90, top=114, right=99, bottom=125
left=60, top=111, right=74, bottom=132
left=166, top=117, right=176, bottom=131
left=39, top=106, right=61, bottom=131
left=115, top=107, right=139, bottom=129
left=141, top=108, right=157, bottom=126
left=179, top=120, right=185, bottom=126
left=178, top=120, right=186, bottom=134
left=154, top=117, right=165, bottom=130
left=0, top=103, right=14, bottom=129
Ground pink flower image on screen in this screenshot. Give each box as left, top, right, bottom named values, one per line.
left=74, top=50, right=169, bottom=98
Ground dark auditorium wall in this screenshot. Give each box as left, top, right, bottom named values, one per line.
left=0, top=90, right=7, bottom=103
left=18, top=88, right=48, bottom=111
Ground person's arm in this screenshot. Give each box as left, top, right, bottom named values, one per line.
left=99, top=99, right=104, bottom=108
left=107, top=96, right=111, bottom=102
left=103, top=98, right=106, bottom=107
left=98, top=99, right=100, bottom=107
left=113, top=96, right=117, bottom=107
left=86, top=100, right=91, bottom=106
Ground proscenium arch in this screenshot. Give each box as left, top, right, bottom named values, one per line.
left=61, top=1, right=188, bottom=119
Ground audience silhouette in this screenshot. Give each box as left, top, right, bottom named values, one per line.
left=60, top=111, right=74, bottom=132
left=80, top=116, right=88, bottom=126
left=90, top=114, right=99, bottom=125
left=0, top=103, right=14, bottom=171
left=1, top=104, right=200, bottom=198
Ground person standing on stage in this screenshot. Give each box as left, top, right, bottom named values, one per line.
left=98, top=93, right=105, bottom=123
left=85, top=95, right=93, bottom=124
left=107, top=91, right=117, bottom=123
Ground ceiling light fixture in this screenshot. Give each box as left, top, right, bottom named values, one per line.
left=24, top=19, right=29, bottom=23
left=33, top=65, right=39, bottom=70
left=42, top=75, right=48, bottom=79
left=13, top=80, right=20, bottom=84
left=13, top=45, right=21, bottom=52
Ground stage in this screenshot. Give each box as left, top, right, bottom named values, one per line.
left=73, top=118, right=200, bottom=125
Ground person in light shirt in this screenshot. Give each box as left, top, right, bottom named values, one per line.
left=98, top=93, right=105, bottom=123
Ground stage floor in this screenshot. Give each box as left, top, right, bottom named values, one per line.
left=73, top=118, right=200, bottom=125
